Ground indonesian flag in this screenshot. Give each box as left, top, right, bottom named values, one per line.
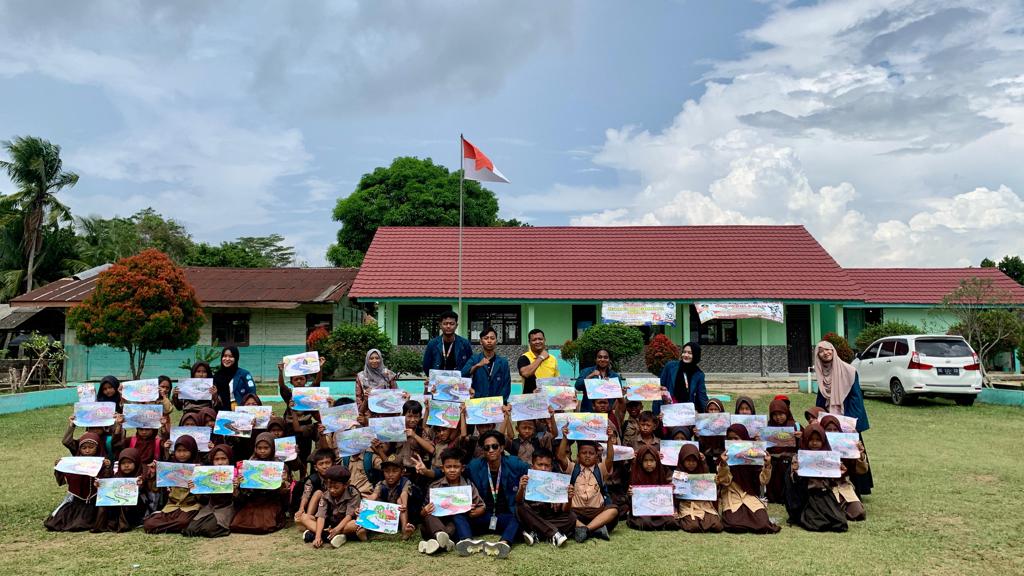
left=462, top=137, right=509, bottom=183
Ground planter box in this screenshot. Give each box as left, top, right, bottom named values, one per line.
left=978, top=388, right=1024, bottom=407
left=0, top=386, right=78, bottom=416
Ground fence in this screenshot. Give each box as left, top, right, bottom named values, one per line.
left=0, top=358, right=65, bottom=394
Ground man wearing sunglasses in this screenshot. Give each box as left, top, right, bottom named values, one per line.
left=459, top=430, right=528, bottom=558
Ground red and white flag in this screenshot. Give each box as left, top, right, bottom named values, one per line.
left=462, top=137, right=509, bottom=183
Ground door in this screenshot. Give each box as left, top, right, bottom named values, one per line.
left=857, top=340, right=883, bottom=389
left=876, top=340, right=898, bottom=388
left=786, top=304, right=812, bottom=373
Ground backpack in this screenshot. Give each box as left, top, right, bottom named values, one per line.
left=570, top=463, right=612, bottom=506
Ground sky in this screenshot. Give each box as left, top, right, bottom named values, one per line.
left=1, top=0, right=1023, bottom=268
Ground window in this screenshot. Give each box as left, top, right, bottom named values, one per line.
left=878, top=340, right=896, bottom=358
left=306, top=313, right=333, bottom=336
left=397, top=305, right=452, bottom=345
left=212, top=314, right=250, bottom=347
left=689, top=305, right=738, bottom=345
left=894, top=339, right=909, bottom=356
left=638, top=325, right=666, bottom=344
left=468, top=305, right=521, bottom=344
left=862, top=341, right=882, bottom=359
left=864, top=308, right=883, bottom=325
left=915, top=338, right=973, bottom=358
left=571, top=305, right=597, bottom=340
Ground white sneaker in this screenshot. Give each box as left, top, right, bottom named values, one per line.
left=419, top=539, right=440, bottom=555
left=435, top=531, right=453, bottom=551
left=455, top=538, right=484, bottom=556
left=522, top=531, right=536, bottom=546
left=330, top=534, right=346, bottom=548
left=551, top=532, right=568, bottom=547
left=483, top=541, right=511, bottom=559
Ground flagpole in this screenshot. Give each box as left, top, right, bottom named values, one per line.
left=458, top=134, right=464, bottom=318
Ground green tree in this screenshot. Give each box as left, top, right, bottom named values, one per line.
left=562, top=324, right=645, bottom=373
left=0, top=199, right=83, bottom=301
left=997, top=255, right=1024, bottom=285
left=313, top=323, right=392, bottom=378
left=184, top=234, right=296, bottom=268
left=940, top=277, right=1019, bottom=384
left=854, top=320, right=923, bottom=351
left=980, top=258, right=996, bottom=268
left=326, top=157, right=500, bottom=267
left=77, top=208, right=195, bottom=267
left=0, top=136, right=79, bottom=293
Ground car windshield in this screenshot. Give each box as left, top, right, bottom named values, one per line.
left=916, top=338, right=973, bottom=358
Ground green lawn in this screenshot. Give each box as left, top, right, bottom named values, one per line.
left=1, top=392, right=1021, bottom=576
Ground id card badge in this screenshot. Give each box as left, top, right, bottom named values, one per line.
left=488, top=515, right=498, bottom=531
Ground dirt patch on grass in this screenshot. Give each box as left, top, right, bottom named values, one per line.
left=970, top=474, right=998, bottom=484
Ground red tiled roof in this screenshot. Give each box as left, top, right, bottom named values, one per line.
left=845, top=268, right=1024, bottom=305
left=10, top=267, right=358, bottom=308
left=349, top=226, right=867, bottom=302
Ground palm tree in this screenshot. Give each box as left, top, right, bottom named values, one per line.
left=0, top=136, right=79, bottom=294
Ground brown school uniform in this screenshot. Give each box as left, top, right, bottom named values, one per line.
left=673, top=444, right=722, bottom=533
left=571, top=464, right=619, bottom=531
left=420, top=476, right=484, bottom=540
left=716, top=424, right=779, bottom=534
left=316, top=485, right=362, bottom=528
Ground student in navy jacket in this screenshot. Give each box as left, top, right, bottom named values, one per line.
left=462, top=326, right=511, bottom=403
left=421, top=310, right=472, bottom=374
left=574, top=348, right=622, bottom=412
left=653, top=341, right=709, bottom=415
left=462, top=431, right=528, bottom=558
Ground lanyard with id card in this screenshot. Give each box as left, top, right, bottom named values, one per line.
left=487, top=463, right=501, bottom=530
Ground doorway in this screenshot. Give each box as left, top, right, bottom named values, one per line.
left=786, top=304, right=812, bottom=373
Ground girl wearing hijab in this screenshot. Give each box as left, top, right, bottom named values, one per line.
left=785, top=422, right=848, bottom=532
left=144, top=435, right=201, bottom=534
left=183, top=444, right=239, bottom=538
left=654, top=341, right=709, bottom=415
left=765, top=398, right=798, bottom=504
left=173, top=361, right=220, bottom=416
left=575, top=348, right=621, bottom=412
left=213, top=346, right=256, bottom=409
left=674, top=443, right=723, bottom=533
left=91, top=447, right=147, bottom=532
left=95, top=375, right=122, bottom=413
left=814, top=340, right=873, bottom=496
left=626, top=444, right=677, bottom=531
left=696, top=398, right=727, bottom=475
left=734, top=396, right=756, bottom=415
left=355, top=349, right=397, bottom=414
left=45, top=432, right=108, bottom=531
left=717, top=424, right=779, bottom=534
left=820, top=415, right=868, bottom=521
left=231, top=432, right=290, bottom=534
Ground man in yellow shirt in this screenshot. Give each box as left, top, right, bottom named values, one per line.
left=517, top=329, right=559, bottom=394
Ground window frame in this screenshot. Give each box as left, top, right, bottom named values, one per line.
left=397, top=305, right=453, bottom=346
left=468, top=304, right=522, bottom=345
left=211, top=313, right=251, bottom=347
left=689, top=305, right=738, bottom=346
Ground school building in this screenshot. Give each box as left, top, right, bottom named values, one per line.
left=7, top=265, right=363, bottom=382
left=348, top=226, right=1024, bottom=375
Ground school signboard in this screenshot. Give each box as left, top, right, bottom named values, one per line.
left=601, top=301, right=676, bottom=326
left=694, top=301, right=784, bottom=324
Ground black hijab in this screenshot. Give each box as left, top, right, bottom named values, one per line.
left=674, top=341, right=702, bottom=403
left=213, top=346, right=239, bottom=407
left=95, top=375, right=122, bottom=413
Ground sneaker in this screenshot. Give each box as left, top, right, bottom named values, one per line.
left=574, top=526, right=588, bottom=543
left=522, top=531, right=537, bottom=546
left=483, top=541, right=511, bottom=559
left=593, top=526, right=610, bottom=541
left=419, top=539, right=440, bottom=555
left=551, top=532, right=568, bottom=547
left=435, top=531, right=453, bottom=552
left=302, top=530, right=315, bottom=543
left=455, top=538, right=484, bottom=556
left=330, top=534, right=346, bottom=548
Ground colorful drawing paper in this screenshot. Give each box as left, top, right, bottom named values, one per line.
left=120, top=378, right=159, bottom=402
left=731, top=414, right=768, bottom=438
left=320, top=404, right=359, bottom=433
left=525, top=469, right=570, bottom=504
left=97, top=477, right=140, bottom=506
left=122, top=403, right=162, bottom=429
left=275, top=436, right=297, bottom=462
left=624, top=378, right=662, bottom=401
left=176, top=378, right=214, bottom=401
left=291, top=387, right=330, bottom=411
left=466, top=396, right=504, bottom=425
left=428, top=369, right=462, bottom=383
left=368, top=389, right=407, bottom=414
left=236, top=405, right=272, bottom=429
left=584, top=378, right=623, bottom=400
left=797, top=450, right=842, bottom=478
left=612, top=445, right=635, bottom=462
left=825, top=432, right=861, bottom=459
left=170, top=427, right=212, bottom=452
left=282, top=351, right=321, bottom=377
left=239, top=460, right=285, bottom=489
left=75, top=383, right=95, bottom=403
left=190, top=465, right=235, bottom=494
left=695, top=412, right=731, bottom=437
left=671, top=471, right=717, bottom=501
left=829, top=413, right=858, bottom=433
left=73, top=401, right=115, bottom=427
left=560, top=412, right=608, bottom=441
left=429, top=485, right=473, bottom=517
left=536, top=376, right=572, bottom=387
left=541, top=386, right=578, bottom=412
left=54, top=456, right=105, bottom=477
left=155, top=461, right=194, bottom=488
left=508, top=393, right=549, bottom=422
left=725, top=440, right=768, bottom=466
left=658, top=439, right=699, bottom=467
left=212, top=411, right=255, bottom=438
left=761, top=426, right=797, bottom=448
left=426, top=400, right=461, bottom=429
left=661, top=402, right=696, bottom=427
left=432, top=376, right=471, bottom=403
left=631, top=485, right=675, bottom=516
left=369, top=416, right=407, bottom=443
left=408, top=394, right=430, bottom=411
left=356, top=499, right=401, bottom=534
left=336, top=427, right=375, bottom=457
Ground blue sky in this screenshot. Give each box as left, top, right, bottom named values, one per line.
left=1, top=1, right=1023, bottom=267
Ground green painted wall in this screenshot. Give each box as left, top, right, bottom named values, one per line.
left=531, top=303, right=573, bottom=344
left=882, top=308, right=956, bottom=333
left=820, top=305, right=837, bottom=335
left=737, top=318, right=787, bottom=345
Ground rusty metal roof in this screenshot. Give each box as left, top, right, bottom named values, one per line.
left=10, top=267, right=359, bottom=308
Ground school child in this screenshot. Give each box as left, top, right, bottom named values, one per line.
left=765, top=398, right=798, bottom=504
left=95, top=375, right=122, bottom=413
left=172, top=362, right=219, bottom=416
left=182, top=444, right=239, bottom=538
left=735, top=395, right=756, bottom=415
left=626, top=444, right=677, bottom=531
left=590, top=398, right=628, bottom=518
left=294, top=448, right=336, bottom=526
left=556, top=427, right=619, bottom=543
left=367, top=454, right=417, bottom=540
left=144, top=434, right=201, bottom=534
left=279, top=361, right=324, bottom=473
left=717, top=424, right=779, bottom=534
left=396, top=400, right=434, bottom=472
left=231, top=432, right=290, bottom=534
left=501, top=405, right=554, bottom=465
left=630, top=411, right=660, bottom=452
left=696, top=398, right=726, bottom=475
left=62, top=412, right=116, bottom=460
left=228, top=392, right=264, bottom=461
left=301, top=465, right=367, bottom=548
left=515, top=447, right=574, bottom=547
left=674, top=443, right=723, bottom=533
left=45, top=432, right=109, bottom=532
left=91, top=447, right=147, bottom=533
left=804, top=406, right=826, bottom=425
left=418, top=448, right=486, bottom=555
left=819, top=415, right=868, bottom=521
left=615, top=400, right=644, bottom=449
left=785, top=422, right=848, bottom=532
left=152, top=375, right=175, bottom=416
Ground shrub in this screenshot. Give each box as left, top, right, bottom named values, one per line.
left=559, top=339, right=579, bottom=374
left=306, top=325, right=330, bottom=350
left=822, top=332, right=854, bottom=363
left=854, top=321, right=923, bottom=351
left=315, top=323, right=392, bottom=377
left=644, top=334, right=680, bottom=376
left=571, top=323, right=645, bottom=371
left=388, top=347, right=424, bottom=378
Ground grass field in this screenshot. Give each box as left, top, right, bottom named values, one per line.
left=1, top=391, right=1021, bottom=576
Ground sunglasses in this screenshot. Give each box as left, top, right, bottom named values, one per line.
left=482, top=444, right=502, bottom=452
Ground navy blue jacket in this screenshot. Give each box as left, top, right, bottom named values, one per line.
left=574, top=366, right=622, bottom=412
left=421, top=335, right=473, bottom=374
left=230, top=368, right=257, bottom=405
left=816, top=374, right=870, bottom=432
left=467, top=454, right=529, bottom=515
left=653, top=361, right=709, bottom=414
left=462, top=353, right=512, bottom=403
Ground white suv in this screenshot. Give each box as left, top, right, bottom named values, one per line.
left=852, top=335, right=982, bottom=406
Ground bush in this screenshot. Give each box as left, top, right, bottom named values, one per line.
left=306, top=325, right=330, bottom=350
left=822, top=332, right=854, bottom=363
left=315, top=323, right=393, bottom=378
left=389, top=347, right=424, bottom=378
left=644, top=334, right=680, bottom=376
left=854, top=320, right=923, bottom=351
left=571, top=323, right=645, bottom=371
left=559, top=339, right=579, bottom=374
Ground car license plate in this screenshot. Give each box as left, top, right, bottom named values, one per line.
left=937, top=367, right=959, bottom=376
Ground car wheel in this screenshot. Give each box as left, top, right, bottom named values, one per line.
left=954, top=395, right=976, bottom=407
left=890, top=379, right=912, bottom=406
